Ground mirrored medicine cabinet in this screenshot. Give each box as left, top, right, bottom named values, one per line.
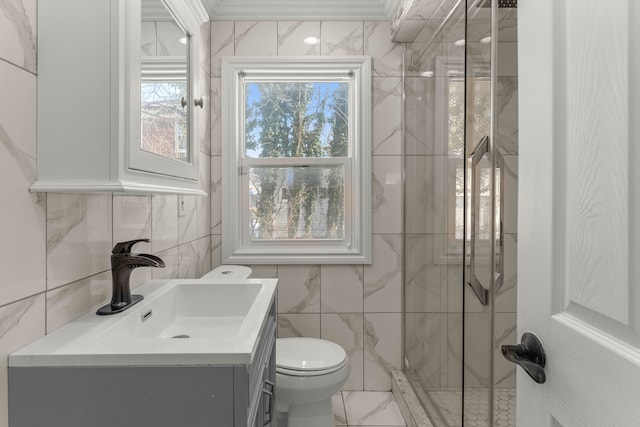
left=32, top=0, right=208, bottom=194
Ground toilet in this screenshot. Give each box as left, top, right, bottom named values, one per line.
left=201, top=266, right=349, bottom=427
left=275, top=337, right=350, bottom=427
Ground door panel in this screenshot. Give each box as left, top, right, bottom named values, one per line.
left=518, top=0, right=640, bottom=425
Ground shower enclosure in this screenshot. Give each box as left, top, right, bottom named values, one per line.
left=401, top=0, right=518, bottom=426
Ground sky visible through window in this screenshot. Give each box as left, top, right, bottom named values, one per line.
left=244, top=80, right=349, bottom=158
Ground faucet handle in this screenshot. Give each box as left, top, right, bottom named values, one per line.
left=112, top=239, right=150, bottom=255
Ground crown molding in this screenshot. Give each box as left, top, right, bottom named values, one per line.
left=202, top=0, right=402, bottom=20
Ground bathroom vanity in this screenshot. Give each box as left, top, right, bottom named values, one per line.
left=8, top=278, right=277, bottom=427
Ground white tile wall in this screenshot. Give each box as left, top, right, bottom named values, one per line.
left=235, top=21, right=277, bottom=56
left=0, top=58, right=44, bottom=307
left=0, top=0, right=36, bottom=72
left=321, top=265, right=364, bottom=313
left=112, top=196, right=152, bottom=247
left=210, top=21, right=234, bottom=78
left=372, top=155, right=402, bottom=234
left=278, top=313, right=321, bottom=338
left=0, top=9, right=212, bottom=427
left=372, top=77, right=403, bottom=155
left=320, top=21, right=364, bottom=56
left=46, top=271, right=112, bottom=333
left=151, top=195, right=180, bottom=252
left=277, top=265, right=321, bottom=313
left=277, top=21, right=320, bottom=55
left=364, top=234, right=402, bottom=313
left=365, top=21, right=404, bottom=77
left=46, top=194, right=113, bottom=290
left=322, top=313, right=365, bottom=390
left=156, top=21, right=185, bottom=56
left=364, top=313, right=402, bottom=390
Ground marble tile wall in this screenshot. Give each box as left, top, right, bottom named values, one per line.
left=209, top=19, right=404, bottom=391
left=141, top=20, right=186, bottom=56
left=0, top=6, right=212, bottom=426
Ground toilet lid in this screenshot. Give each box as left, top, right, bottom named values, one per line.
left=276, top=338, right=347, bottom=372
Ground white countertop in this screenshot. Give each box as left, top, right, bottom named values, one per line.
left=9, top=278, right=277, bottom=367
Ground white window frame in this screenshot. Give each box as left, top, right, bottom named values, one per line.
left=221, top=56, right=371, bottom=264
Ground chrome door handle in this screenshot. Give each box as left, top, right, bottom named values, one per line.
left=501, top=332, right=546, bottom=384
left=494, top=150, right=505, bottom=294
left=466, top=136, right=490, bottom=306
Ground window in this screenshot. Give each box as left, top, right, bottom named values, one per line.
left=222, top=57, right=371, bottom=264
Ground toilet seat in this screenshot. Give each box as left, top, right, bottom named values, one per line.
left=276, top=359, right=348, bottom=376
left=276, top=338, right=347, bottom=377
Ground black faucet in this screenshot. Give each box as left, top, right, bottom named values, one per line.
left=96, top=239, right=165, bottom=315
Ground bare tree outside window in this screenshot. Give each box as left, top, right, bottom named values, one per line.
left=141, top=81, right=188, bottom=161
left=244, top=81, right=349, bottom=240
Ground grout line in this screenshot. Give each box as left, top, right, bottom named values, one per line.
left=0, top=56, right=36, bottom=76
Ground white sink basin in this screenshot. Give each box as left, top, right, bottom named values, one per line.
left=9, top=278, right=277, bottom=367
left=101, top=282, right=263, bottom=340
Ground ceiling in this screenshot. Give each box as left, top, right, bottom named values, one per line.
left=200, top=0, right=403, bottom=21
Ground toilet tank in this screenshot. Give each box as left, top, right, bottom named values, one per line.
left=201, top=265, right=253, bottom=280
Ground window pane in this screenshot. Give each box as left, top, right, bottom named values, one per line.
left=249, top=165, right=345, bottom=240
left=244, top=81, right=349, bottom=158
left=141, top=81, right=188, bottom=161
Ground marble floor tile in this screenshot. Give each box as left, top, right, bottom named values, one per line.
left=344, top=391, right=406, bottom=426
left=333, top=393, right=347, bottom=426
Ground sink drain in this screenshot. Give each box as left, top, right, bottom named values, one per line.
left=171, top=334, right=190, bottom=339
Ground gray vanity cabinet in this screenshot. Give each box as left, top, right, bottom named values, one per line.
left=235, top=300, right=277, bottom=427
left=8, top=301, right=277, bottom=427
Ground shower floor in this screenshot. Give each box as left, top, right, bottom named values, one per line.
left=427, top=389, right=515, bottom=427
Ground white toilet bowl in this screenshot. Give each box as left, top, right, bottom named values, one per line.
left=275, top=337, right=349, bottom=427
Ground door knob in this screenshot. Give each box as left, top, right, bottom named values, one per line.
left=501, top=332, right=546, bottom=384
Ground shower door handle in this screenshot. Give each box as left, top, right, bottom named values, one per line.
left=466, top=136, right=490, bottom=306
left=494, top=151, right=505, bottom=294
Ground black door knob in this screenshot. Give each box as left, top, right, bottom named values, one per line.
left=501, top=332, right=546, bottom=384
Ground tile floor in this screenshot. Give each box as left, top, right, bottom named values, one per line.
left=332, top=391, right=407, bottom=427
left=427, top=389, right=515, bottom=427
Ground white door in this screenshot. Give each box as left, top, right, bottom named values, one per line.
left=517, top=0, right=640, bottom=425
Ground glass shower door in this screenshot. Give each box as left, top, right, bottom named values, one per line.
left=464, top=1, right=495, bottom=426
left=463, top=1, right=517, bottom=426
left=402, top=1, right=467, bottom=425
left=402, top=0, right=518, bottom=425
